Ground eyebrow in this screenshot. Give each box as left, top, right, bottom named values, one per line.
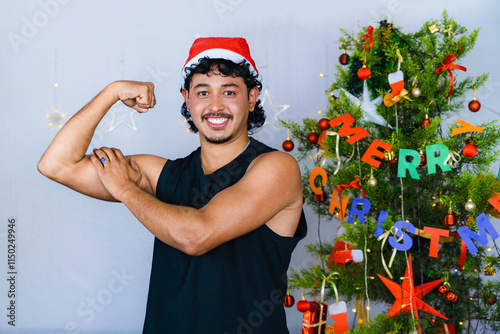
left=192, top=83, right=240, bottom=89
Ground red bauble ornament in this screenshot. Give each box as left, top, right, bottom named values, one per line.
left=283, top=292, right=295, bottom=307
left=357, top=65, right=371, bottom=80
left=444, top=212, right=457, bottom=227
left=468, top=98, right=481, bottom=112
left=486, top=295, right=497, bottom=305
left=315, top=193, right=327, bottom=203
left=420, top=114, right=431, bottom=128
left=463, top=143, right=477, bottom=157
left=419, top=150, right=426, bottom=167
left=297, top=299, right=310, bottom=312
left=282, top=138, right=294, bottom=152
left=444, top=291, right=458, bottom=304
left=437, top=284, right=449, bottom=296
left=307, top=131, right=319, bottom=145
left=339, top=51, right=350, bottom=65
left=318, top=118, right=330, bottom=131
left=388, top=157, right=398, bottom=166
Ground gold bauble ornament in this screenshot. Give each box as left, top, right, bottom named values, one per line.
left=412, top=87, right=422, bottom=97
left=465, top=199, right=476, bottom=212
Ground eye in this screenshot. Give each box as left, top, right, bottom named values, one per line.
left=197, top=91, right=209, bottom=96
left=224, top=91, right=236, bottom=96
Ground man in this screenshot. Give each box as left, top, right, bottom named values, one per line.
left=38, top=37, right=306, bottom=333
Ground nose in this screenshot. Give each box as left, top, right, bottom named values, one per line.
left=209, top=95, right=224, bottom=112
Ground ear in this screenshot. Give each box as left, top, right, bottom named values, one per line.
left=248, top=87, right=259, bottom=111
left=181, top=88, right=190, bottom=109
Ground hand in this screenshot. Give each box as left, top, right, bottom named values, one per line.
left=90, top=147, right=143, bottom=201
left=111, top=81, right=156, bottom=113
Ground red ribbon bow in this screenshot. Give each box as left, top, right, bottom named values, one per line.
left=336, top=177, right=366, bottom=229
left=363, top=26, right=374, bottom=51
left=337, top=177, right=366, bottom=198
left=435, top=53, right=467, bottom=100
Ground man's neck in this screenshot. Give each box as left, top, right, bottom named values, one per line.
left=199, top=134, right=250, bottom=175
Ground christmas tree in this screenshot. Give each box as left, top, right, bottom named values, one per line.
left=282, top=11, right=500, bottom=333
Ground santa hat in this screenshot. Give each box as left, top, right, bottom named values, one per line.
left=181, top=37, right=258, bottom=80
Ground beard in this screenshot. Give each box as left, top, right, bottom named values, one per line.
left=204, top=133, right=233, bottom=144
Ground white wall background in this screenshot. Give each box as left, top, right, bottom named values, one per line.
left=1, top=0, right=499, bottom=333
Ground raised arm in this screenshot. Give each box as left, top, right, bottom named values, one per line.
left=37, top=81, right=163, bottom=201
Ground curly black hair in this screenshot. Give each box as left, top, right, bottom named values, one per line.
left=180, top=57, right=265, bottom=134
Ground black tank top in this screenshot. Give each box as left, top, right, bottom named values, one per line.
left=143, top=138, right=307, bottom=333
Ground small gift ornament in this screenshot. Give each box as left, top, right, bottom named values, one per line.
left=435, top=323, right=456, bottom=334
left=302, top=278, right=330, bottom=334
left=302, top=301, right=328, bottom=334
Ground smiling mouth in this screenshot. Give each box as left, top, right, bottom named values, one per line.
left=202, top=113, right=232, bottom=127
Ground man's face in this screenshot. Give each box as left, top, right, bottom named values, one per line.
left=182, top=69, right=258, bottom=145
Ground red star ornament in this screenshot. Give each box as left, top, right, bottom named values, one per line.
left=377, top=254, right=448, bottom=321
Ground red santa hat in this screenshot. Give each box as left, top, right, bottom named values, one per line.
left=181, top=37, right=258, bottom=80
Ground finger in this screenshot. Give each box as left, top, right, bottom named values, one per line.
left=149, top=83, right=156, bottom=107
left=135, top=96, right=150, bottom=113
left=134, top=105, right=149, bottom=113
left=93, top=147, right=111, bottom=164
left=89, top=153, right=104, bottom=169
left=111, top=147, right=125, bottom=160
left=100, top=147, right=118, bottom=161
left=129, top=157, right=141, bottom=172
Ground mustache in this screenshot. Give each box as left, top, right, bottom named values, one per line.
left=202, top=112, right=233, bottom=120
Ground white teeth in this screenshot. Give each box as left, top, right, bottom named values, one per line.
left=207, top=118, right=228, bottom=124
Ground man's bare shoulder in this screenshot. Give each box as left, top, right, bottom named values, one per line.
left=245, top=150, right=303, bottom=204
left=248, top=150, right=301, bottom=176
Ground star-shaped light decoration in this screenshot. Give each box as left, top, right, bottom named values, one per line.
left=260, top=88, right=290, bottom=131
left=341, top=80, right=391, bottom=128
left=107, top=101, right=138, bottom=132
left=46, top=108, right=66, bottom=128
left=377, top=254, right=447, bottom=328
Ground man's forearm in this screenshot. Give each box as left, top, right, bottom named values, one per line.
left=117, top=183, right=206, bottom=255
left=38, top=83, right=119, bottom=178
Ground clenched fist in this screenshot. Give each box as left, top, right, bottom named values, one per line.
left=111, top=80, right=156, bottom=113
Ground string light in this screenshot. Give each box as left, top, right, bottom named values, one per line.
left=46, top=108, right=66, bottom=128
left=46, top=53, right=66, bottom=129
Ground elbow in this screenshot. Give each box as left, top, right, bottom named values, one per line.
left=183, top=246, right=208, bottom=257
left=180, top=236, right=211, bottom=257
left=37, top=156, right=62, bottom=181
left=37, top=157, right=53, bottom=178
left=176, top=225, right=213, bottom=256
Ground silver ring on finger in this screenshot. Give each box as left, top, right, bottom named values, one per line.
left=100, top=156, right=109, bottom=165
